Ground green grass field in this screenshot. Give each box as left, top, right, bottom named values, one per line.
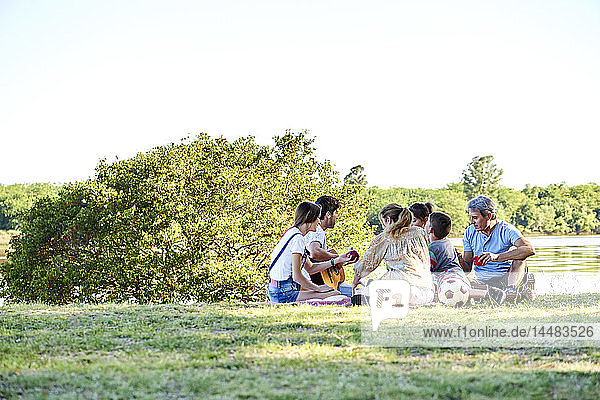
left=1, top=296, right=599, bottom=399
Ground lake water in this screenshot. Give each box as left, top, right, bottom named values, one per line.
left=450, top=235, right=600, bottom=295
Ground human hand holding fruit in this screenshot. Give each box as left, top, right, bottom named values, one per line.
left=473, top=252, right=499, bottom=266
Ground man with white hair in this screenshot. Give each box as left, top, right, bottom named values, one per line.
left=461, top=195, right=536, bottom=303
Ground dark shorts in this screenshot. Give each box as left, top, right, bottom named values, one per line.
left=475, top=274, right=511, bottom=289
left=473, top=269, right=532, bottom=290
left=267, top=277, right=300, bottom=303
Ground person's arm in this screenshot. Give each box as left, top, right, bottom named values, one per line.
left=352, top=235, right=386, bottom=289
left=429, top=249, right=437, bottom=271
left=478, top=237, right=535, bottom=265
left=291, top=253, right=332, bottom=292
left=461, top=229, right=474, bottom=272
left=303, top=253, right=350, bottom=274
left=307, top=241, right=337, bottom=262
left=461, top=251, right=473, bottom=273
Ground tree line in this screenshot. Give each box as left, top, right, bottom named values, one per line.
left=366, top=183, right=600, bottom=236
left=6, top=157, right=594, bottom=237
left=366, top=155, right=600, bottom=235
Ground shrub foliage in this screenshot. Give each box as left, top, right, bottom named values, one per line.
left=2, top=132, right=373, bottom=304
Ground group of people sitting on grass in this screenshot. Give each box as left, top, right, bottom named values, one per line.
left=267, top=195, right=536, bottom=306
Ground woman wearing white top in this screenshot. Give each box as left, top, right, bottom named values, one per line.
left=352, top=203, right=434, bottom=306
left=268, top=201, right=354, bottom=303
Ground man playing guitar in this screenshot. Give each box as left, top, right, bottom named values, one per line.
left=302, top=195, right=355, bottom=297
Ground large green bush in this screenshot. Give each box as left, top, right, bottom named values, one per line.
left=2, top=132, right=373, bottom=304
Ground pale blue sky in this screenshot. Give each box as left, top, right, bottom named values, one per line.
left=1, top=0, right=599, bottom=188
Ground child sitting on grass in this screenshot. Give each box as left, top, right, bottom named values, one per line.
left=424, top=212, right=468, bottom=291
left=425, top=212, right=505, bottom=305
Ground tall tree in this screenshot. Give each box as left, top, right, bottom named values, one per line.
left=461, top=155, right=503, bottom=199
left=344, top=165, right=368, bottom=186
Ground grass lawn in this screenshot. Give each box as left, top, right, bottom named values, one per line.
left=1, top=296, right=599, bottom=399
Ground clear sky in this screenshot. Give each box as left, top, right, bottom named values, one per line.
left=1, top=0, right=599, bottom=189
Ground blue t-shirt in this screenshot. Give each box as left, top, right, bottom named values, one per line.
left=463, top=220, right=523, bottom=280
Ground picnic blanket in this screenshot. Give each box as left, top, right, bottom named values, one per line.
left=264, top=295, right=352, bottom=307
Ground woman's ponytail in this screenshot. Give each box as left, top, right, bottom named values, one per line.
left=379, top=203, right=413, bottom=238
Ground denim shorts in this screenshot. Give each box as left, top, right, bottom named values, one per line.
left=267, top=277, right=300, bottom=303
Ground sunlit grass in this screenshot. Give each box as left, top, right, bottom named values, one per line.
left=1, top=298, right=599, bottom=399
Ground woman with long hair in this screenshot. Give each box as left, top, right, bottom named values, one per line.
left=352, top=203, right=434, bottom=306
left=268, top=201, right=354, bottom=303
left=409, top=201, right=435, bottom=229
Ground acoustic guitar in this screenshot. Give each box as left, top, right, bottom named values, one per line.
left=308, top=249, right=359, bottom=290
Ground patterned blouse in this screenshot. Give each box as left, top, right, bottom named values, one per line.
left=353, top=226, right=433, bottom=290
